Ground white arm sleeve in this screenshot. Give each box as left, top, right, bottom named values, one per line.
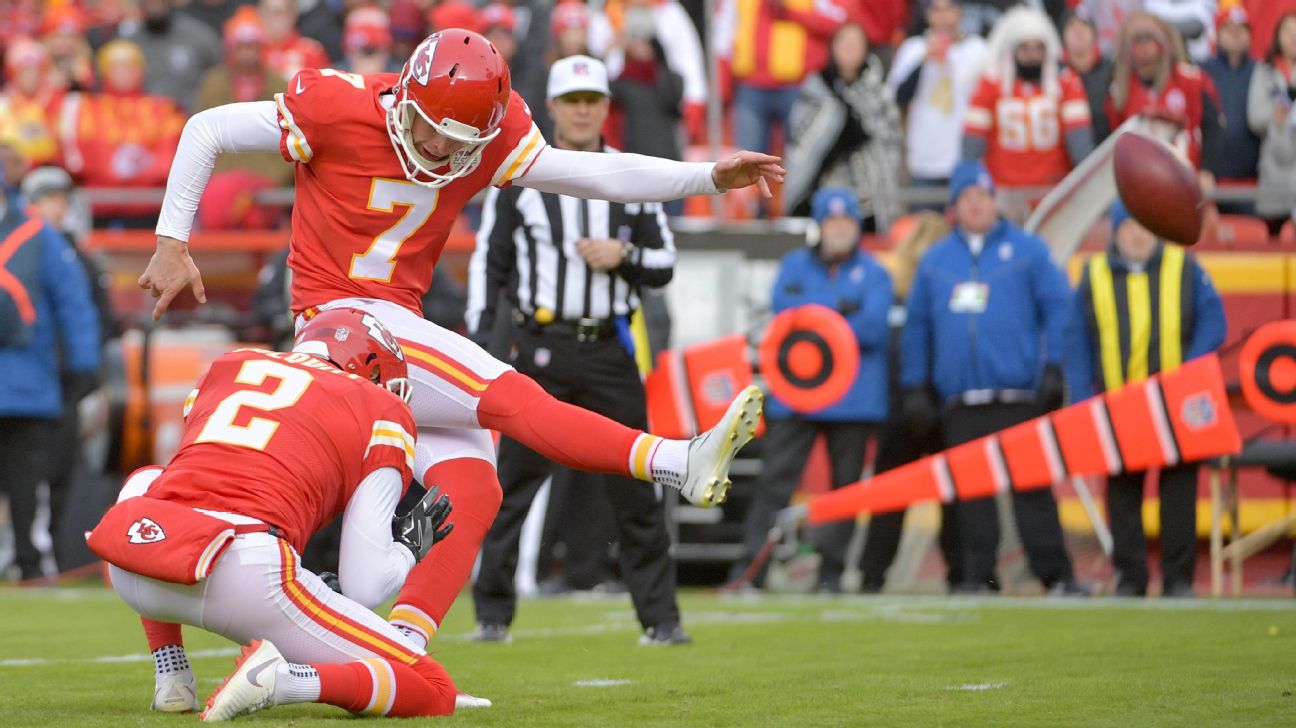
left=155, top=101, right=284, bottom=242
left=517, top=146, right=719, bottom=202
left=338, top=467, right=417, bottom=609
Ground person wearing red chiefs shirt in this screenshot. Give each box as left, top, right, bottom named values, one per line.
left=963, top=7, right=1094, bottom=192
left=95, top=309, right=467, bottom=718
left=259, top=0, right=331, bottom=82
left=1106, top=10, right=1223, bottom=171
left=138, top=29, right=777, bottom=659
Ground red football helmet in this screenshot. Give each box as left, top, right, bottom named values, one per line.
left=386, top=29, right=511, bottom=188
left=293, top=308, right=412, bottom=403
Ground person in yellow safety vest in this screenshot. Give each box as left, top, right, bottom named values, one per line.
left=1064, top=199, right=1226, bottom=598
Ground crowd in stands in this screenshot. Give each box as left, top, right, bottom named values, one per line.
left=0, top=0, right=1294, bottom=234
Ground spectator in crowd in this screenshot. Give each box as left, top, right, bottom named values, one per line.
left=119, top=0, right=221, bottom=112
left=260, top=0, right=330, bottom=82
left=901, top=160, right=1082, bottom=595
left=964, top=6, right=1093, bottom=215
left=388, top=0, right=427, bottom=62
left=0, top=179, right=100, bottom=582
left=785, top=22, right=901, bottom=230
left=887, top=0, right=987, bottom=209
left=197, top=6, right=290, bottom=184
left=469, top=55, right=689, bottom=643
left=340, top=4, right=399, bottom=75
left=20, top=165, right=93, bottom=248
left=857, top=211, right=959, bottom=593
left=0, top=38, right=63, bottom=170
left=1245, top=0, right=1296, bottom=62
left=946, top=0, right=1053, bottom=39
left=607, top=18, right=685, bottom=163
left=1065, top=200, right=1225, bottom=597
left=726, top=188, right=892, bottom=593
left=20, top=165, right=117, bottom=571
left=551, top=1, right=593, bottom=60
left=714, top=0, right=846, bottom=156
left=1204, top=5, right=1262, bottom=215
left=0, top=137, right=27, bottom=197
left=60, top=39, right=186, bottom=228
left=1145, top=0, right=1217, bottom=64
left=591, top=0, right=707, bottom=143
left=41, top=5, right=96, bottom=92
left=1248, top=12, right=1296, bottom=236
left=481, top=3, right=519, bottom=63
left=1106, top=11, right=1223, bottom=171
left=1063, top=8, right=1115, bottom=143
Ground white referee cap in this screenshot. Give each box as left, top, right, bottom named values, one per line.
left=547, top=54, right=610, bottom=100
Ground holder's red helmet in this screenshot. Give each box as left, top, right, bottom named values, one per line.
left=386, top=28, right=511, bottom=188
left=293, top=308, right=412, bottom=403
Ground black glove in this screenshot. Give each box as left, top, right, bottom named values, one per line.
left=318, top=571, right=342, bottom=594
left=393, top=486, right=454, bottom=563
left=900, top=386, right=940, bottom=439
left=836, top=298, right=860, bottom=316
left=1038, top=364, right=1065, bottom=413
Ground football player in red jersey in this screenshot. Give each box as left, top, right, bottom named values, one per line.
left=138, top=29, right=773, bottom=651
left=95, top=309, right=473, bottom=719
left=963, top=7, right=1094, bottom=191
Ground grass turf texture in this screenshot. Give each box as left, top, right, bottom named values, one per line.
left=2, top=587, right=1293, bottom=726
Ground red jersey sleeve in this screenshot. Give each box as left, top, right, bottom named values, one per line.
left=486, top=90, right=547, bottom=188
left=360, top=397, right=417, bottom=485
left=274, top=68, right=381, bottom=164
left=964, top=75, right=996, bottom=140
left=1058, top=71, right=1091, bottom=133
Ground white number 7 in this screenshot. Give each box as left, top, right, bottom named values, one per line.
left=350, top=178, right=440, bottom=282
left=195, top=360, right=313, bottom=451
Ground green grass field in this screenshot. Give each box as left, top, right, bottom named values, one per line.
left=2, top=586, right=1294, bottom=727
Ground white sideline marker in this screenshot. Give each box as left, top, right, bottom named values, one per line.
left=574, top=679, right=633, bottom=688
left=947, top=682, right=1007, bottom=692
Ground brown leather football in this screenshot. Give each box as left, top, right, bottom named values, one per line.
left=1112, top=132, right=1204, bottom=245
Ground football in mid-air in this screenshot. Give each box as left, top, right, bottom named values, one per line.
left=1112, top=131, right=1204, bottom=245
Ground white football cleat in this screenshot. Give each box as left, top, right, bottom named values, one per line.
left=151, top=672, right=200, bottom=713
left=455, top=691, right=493, bottom=709
left=679, top=385, right=763, bottom=507
left=201, top=640, right=283, bottom=722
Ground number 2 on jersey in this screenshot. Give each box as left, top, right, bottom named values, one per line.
left=350, top=178, right=440, bottom=282
left=195, top=360, right=313, bottom=450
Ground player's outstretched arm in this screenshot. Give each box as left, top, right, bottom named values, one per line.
left=142, top=101, right=282, bottom=319
left=518, top=147, right=784, bottom=203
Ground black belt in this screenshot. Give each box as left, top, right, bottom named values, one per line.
left=515, top=312, right=617, bottom=342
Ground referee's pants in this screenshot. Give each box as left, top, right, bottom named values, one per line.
left=473, top=325, right=680, bottom=630
left=1107, top=463, right=1199, bottom=594
left=943, top=402, right=1074, bottom=591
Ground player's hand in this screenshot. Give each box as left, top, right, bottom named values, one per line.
left=711, top=151, right=785, bottom=199
left=393, top=486, right=454, bottom=562
left=318, top=571, right=342, bottom=594
left=576, top=238, right=626, bottom=271
left=138, top=235, right=206, bottom=320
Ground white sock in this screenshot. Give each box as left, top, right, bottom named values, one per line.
left=273, top=663, right=320, bottom=705
left=394, top=624, right=429, bottom=651
left=152, top=644, right=191, bottom=678
left=648, top=438, right=689, bottom=490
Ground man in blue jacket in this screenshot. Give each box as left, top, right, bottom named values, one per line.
left=0, top=183, right=100, bottom=581
left=901, top=160, right=1081, bottom=595
left=1065, top=200, right=1225, bottom=597
left=728, top=188, right=893, bottom=593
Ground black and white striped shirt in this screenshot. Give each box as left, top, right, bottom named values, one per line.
left=466, top=151, right=676, bottom=335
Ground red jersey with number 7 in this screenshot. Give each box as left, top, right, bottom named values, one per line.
left=273, top=68, right=545, bottom=315
left=145, top=348, right=417, bottom=552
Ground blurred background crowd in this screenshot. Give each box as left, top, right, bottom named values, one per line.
left=1, top=0, right=1294, bottom=599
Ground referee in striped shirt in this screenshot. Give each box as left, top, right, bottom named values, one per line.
left=467, top=55, right=687, bottom=645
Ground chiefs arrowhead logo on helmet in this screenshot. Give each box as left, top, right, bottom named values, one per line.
left=409, top=37, right=438, bottom=87
left=127, top=517, right=167, bottom=544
